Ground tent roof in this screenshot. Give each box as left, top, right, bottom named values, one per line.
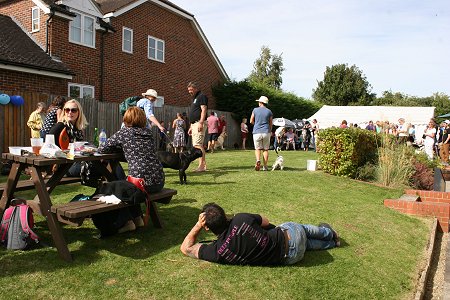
left=308, top=105, right=435, bottom=129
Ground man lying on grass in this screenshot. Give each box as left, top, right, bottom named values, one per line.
left=180, top=203, right=340, bottom=265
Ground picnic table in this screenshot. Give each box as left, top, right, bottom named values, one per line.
left=0, top=153, right=176, bottom=261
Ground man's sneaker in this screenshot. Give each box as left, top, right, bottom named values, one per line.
left=319, top=223, right=340, bottom=247
left=262, top=166, right=268, bottom=171
left=255, top=160, right=261, bottom=171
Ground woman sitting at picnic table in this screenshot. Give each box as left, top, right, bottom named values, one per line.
left=48, top=99, right=88, bottom=176
left=97, top=106, right=165, bottom=232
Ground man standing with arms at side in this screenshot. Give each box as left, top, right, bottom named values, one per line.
left=250, top=96, right=273, bottom=171
left=187, top=82, right=208, bottom=172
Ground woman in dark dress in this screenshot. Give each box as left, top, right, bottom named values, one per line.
left=98, top=107, right=165, bottom=233
left=40, top=96, right=67, bottom=138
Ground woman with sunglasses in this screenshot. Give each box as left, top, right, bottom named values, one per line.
left=49, top=99, right=89, bottom=176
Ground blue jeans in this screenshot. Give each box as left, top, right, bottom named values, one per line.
left=279, top=222, right=336, bottom=265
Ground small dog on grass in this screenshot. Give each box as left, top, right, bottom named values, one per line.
left=271, top=155, right=284, bottom=171
left=157, top=148, right=203, bottom=184
left=272, top=148, right=284, bottom=171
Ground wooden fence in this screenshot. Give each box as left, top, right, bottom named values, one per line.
left=0, top=91, right=240, bottom=153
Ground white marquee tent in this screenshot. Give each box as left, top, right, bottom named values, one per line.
left=307, top=105, right=435, bottom=141
left=308, top=105, right=435, bottom=129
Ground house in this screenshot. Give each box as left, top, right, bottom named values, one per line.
left=0, top=14, right=73, bottom=95
left=0, top=0, right=228, bottom=107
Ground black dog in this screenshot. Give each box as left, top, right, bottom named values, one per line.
left=157, top=148, right=203, bottom=184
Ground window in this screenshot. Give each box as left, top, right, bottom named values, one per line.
left=148, top=36, right=165, bottom=62
left=69, top=12, right=95, bottom=47
left=69, top=84, right=95, bottom=100
left=122, top=27, right=133, bottom=53
left=32, top=7, right=40, bottom=32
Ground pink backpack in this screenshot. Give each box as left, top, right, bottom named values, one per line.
left=1, top=203, right=39, bottom=250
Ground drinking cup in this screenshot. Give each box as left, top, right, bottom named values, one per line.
left=45, top=134, right=55, bottom=145
left=30, top=138, right=43, bottom=155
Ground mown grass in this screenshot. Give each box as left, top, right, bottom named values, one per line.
left=0, top=150, right=431, bottom=299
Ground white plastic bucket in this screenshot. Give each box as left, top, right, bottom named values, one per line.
left=307, top=160, right=317, bottom=171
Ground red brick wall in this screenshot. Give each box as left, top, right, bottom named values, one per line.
left=1, top=1, right=225, bottom=108
left=0, top=69, right=68, bottom=95
left=384, top=190, right=450, bottom=232
left=102, top=2, right=223, bottom=106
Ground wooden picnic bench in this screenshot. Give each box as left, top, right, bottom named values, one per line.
left=51, top=188, right=177, bottom=228
left=0, top=176, right=81, bottom=194
left=0, top=152, right=177, bottom=262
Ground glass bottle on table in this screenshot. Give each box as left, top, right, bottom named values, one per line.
left=93, top=128, right=99, bottom=147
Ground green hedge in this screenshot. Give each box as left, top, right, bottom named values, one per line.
left=317, top=127, right=379, bottom=177
left=213, top=80, right=321, bottom=121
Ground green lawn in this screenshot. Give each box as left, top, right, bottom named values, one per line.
left=0, top=150, right=431, bottom=299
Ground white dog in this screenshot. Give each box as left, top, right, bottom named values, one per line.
left=271, top=155, right=284, bottom=171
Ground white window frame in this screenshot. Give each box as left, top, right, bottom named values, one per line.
left=69, top=12, right=96, bottom=48
left=31, top=7, right=40, bottom=32
left=122, top=27, right=133, bottom=54
left=148, top=36, right=165, bottom=63
left=68, top=83, right=95, bottom=100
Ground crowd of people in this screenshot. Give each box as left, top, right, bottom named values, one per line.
left=21, top=87, right=342, bottom=266
left=22, top=86, right=450, bottom=267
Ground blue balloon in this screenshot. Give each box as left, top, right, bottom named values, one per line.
left=10, top=95, right=24, bottom=106
left=0, top=94, right=10, bottom=105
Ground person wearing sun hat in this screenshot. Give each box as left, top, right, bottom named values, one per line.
left=440, top=120, right=450, bottom=163
left=250, top=96, right=273, bottom=171
left=136, top=88, right=165, bottom=132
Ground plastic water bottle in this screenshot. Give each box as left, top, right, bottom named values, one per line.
left=98, top=129, right=107, bottom=148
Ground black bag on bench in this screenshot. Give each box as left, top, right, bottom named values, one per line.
left=91, top=181, right=146, bottom=237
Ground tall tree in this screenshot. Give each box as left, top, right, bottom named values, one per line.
left=312, top=64, right=375, bottom=106
left=248, top=46, right=284, bottom=89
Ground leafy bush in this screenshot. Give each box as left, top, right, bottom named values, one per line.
left=410, top=160, right=434, bottom=190
left=317, top=127, right=378, bottom=177
left=355, top=163, right=377, bottom=181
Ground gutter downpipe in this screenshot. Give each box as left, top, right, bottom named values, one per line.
left=45, top=10, right=55, bottom=53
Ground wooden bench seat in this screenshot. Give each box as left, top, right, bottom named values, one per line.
left=51, top=188, right=177, bottom=228
left=0, top=177, right=81, bottom=194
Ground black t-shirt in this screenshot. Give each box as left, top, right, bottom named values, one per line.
left=199, top=213, right=285, bottom=265
left=189, top=91, right=208, bottom=123
left=443, top=128, right=450, bottom=144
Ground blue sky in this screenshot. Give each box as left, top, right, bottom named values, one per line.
left=171, top=0, right=450, bottom=99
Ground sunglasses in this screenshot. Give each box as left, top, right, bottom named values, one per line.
left=64, top=107, right=79, bottom=113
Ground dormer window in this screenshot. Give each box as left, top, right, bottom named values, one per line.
left=31, top=7, right=40, bottom=32
left=69, top=12, right=95, bottom=48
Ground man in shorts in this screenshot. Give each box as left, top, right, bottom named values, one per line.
left=250, top=96, right=273, bottom=171
left=187, top=82, right=208, bottom=172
